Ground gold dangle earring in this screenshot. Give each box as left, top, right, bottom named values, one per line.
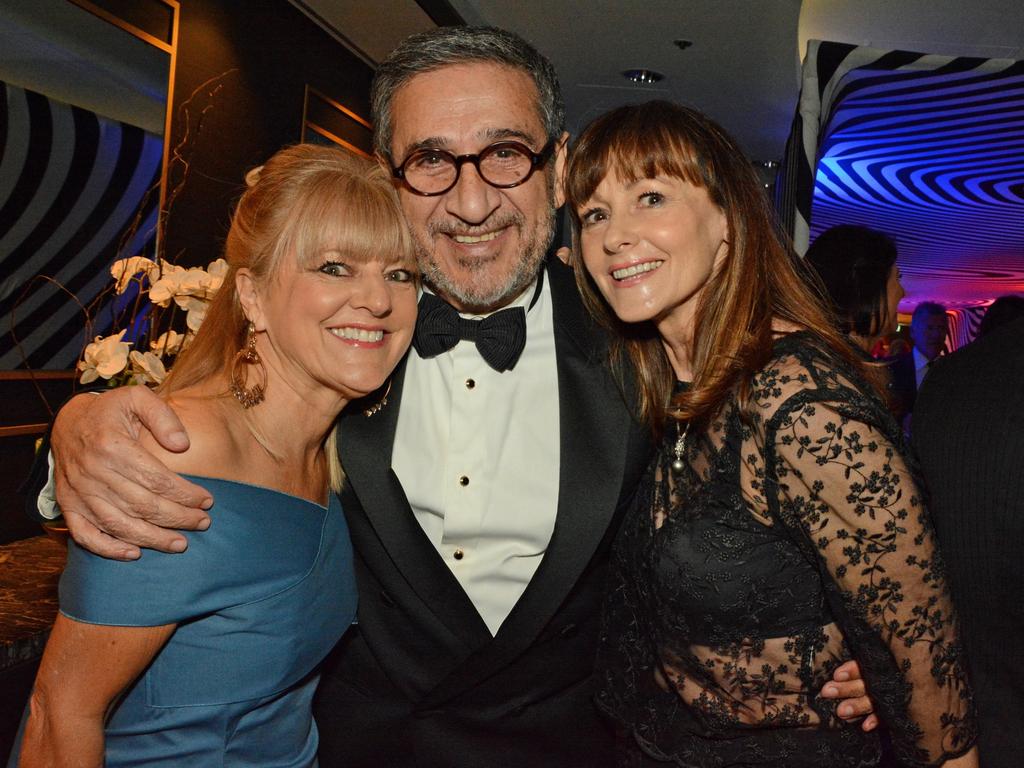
left=230, top=322, right=267, bottom=408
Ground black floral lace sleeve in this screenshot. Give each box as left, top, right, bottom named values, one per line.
left=759, top=341, right=975, bottom=765
left=595, top=333, right=975, bottom=768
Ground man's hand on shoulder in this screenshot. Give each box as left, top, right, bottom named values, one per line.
left=52, top=387, right=213, bottom=560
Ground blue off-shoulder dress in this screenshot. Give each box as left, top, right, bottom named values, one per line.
left=10, top=476, right=356, bottom=767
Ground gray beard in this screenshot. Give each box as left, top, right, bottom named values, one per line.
left=419, top=204, right=556, bottom=312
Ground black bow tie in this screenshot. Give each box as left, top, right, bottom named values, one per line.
left=413, top=292, right=527, bottom=372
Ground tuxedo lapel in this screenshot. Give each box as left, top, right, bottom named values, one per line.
left=506, top=259, right=631, bottom=633
left=339, top=355, right=492, bottom=647
left=421, top=259, right=634, bottom=703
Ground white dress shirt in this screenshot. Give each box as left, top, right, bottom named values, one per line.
left=392, top=277, right=560, bottom=635
left=913, top=347, right=933, bottom=389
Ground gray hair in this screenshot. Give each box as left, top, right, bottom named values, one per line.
left=912, top=301, right=947, bottom=323
left=371, top=26, right=565, bottom=159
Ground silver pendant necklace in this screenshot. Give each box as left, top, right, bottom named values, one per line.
left=671, top=421, right=689, bottom=474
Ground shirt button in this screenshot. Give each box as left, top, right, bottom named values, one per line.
left=465, top=378, right=475, bottom=389
left=453, top=548, right=465, bottom=560
left=459, top=475, right=469, bottom=486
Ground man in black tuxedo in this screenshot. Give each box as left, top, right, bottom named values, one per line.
left=913, top=316, right=1024, bottom=767
left=42, top=26, right=874, bottom=767
left=307, top=29, right=654, bottom=764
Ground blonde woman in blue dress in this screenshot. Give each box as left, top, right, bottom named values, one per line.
left=14, top=144, right=417, bottom=767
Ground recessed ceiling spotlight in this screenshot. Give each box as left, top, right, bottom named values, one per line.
left=673, top=39, right=693, bottom=51
left=622, top=69, right=664, bottom=84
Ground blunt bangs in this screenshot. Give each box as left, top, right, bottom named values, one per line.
left=567, top=101, right=718, bottom=216
left=278, top=168, right=415, bottom=277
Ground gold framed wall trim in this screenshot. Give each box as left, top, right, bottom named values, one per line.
left=0, top=0, right=179, bottom=435
left=69, top=0, right=180, bottom=248
left=301, top=85, right=373, bottom=158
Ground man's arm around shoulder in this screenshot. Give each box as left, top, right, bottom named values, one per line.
left=47, top=386, right=212, bottom=560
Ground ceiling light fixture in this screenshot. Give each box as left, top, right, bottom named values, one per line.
left=622, top=69, right=664, bottom=84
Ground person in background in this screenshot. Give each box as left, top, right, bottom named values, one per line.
left=32, top=28, right=877, bottom=767
left=803, top=224, right=904, bottom=355
left=13, top=145, right=418, bottom=766
left=913, top=314, right=1024, bottom=767
left=803, top=224, right=908, bottom=418
left=888, top=300, right=949, bottom=430
left=566, top=99, right=976, bottom=767
left=977, top=294, right=1024, bottom=338
left=908, top=300, right=948, bottom=388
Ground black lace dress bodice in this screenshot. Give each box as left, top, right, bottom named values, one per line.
left=596, top=334, right=975, bottom=767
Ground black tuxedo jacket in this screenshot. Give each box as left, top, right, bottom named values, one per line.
left=314, top=259, right=653, bottom=767
left=913, top=318, right=1024, bottom=767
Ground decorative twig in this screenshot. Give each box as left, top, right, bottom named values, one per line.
left=7, top=275, right=91, bottom=414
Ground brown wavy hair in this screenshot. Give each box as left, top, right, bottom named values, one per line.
left=565, top=100, right=883, bottom=435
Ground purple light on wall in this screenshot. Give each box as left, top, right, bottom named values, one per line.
left=808, top=66, right=1024, bottom=313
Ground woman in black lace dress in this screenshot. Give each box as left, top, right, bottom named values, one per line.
left=564, top=101, right=977, bottom=767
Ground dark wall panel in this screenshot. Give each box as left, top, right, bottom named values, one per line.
left=1, top=1, right=375, bottom=541
left=162, top=0, right=375, bottom=267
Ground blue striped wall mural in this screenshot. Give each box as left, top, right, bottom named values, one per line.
left=778, top=41, right=1024, bottom=348
left=0, top=79, right=162, bottom=370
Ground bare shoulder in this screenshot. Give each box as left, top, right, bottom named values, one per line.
left=137, top=386, right=241, bottom=478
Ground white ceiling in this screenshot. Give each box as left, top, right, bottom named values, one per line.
left=302, top=0, right=1024, bottom=162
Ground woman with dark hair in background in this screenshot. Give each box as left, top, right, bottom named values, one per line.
left=804, top=225, right=909, bottom=419
left=803, top=225, right=904, bottom=355
left=565, top=100, right=976, bottom=767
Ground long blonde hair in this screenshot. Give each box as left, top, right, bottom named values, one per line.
left=565, top=101, right=883, bottom=436
left=160, top=144, right=415, bottom=488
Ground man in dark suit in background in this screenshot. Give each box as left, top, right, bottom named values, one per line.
left=890, top=301, right=948, bottom=423
left=912, top=315, right=1024, bottom=767
left=40, top=26, right=875, bottom=767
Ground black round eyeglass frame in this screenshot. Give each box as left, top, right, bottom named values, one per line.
left=390, top=139, right=556, bottom=197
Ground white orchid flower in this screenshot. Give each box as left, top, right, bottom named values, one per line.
left=110, top=256, right=160, bottom=294
left=176, top=266, right=222, bottom=301
left=129, top=350, right=168, bottom=385
left=150, top=330, right=185, bottom=356
left=205, top=258, right=228, bottom=292
left=148, top=264, right=187, bottom=306
left=85, top=255, right=223, bottom=388
left=185, top=300, right=209, bottom=331
left=78, top=330, right=131, bottom=384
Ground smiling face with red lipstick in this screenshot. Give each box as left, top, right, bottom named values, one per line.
left=576, top=172, right=728, bottom=346
left=388, top=61, right=567, bottom=313
left=164, top=145, right=421, bottom=418
left=565, top=100, right=880, bottom=423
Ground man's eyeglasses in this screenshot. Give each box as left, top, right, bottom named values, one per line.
left=391, top=140, right=555, bottom=197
